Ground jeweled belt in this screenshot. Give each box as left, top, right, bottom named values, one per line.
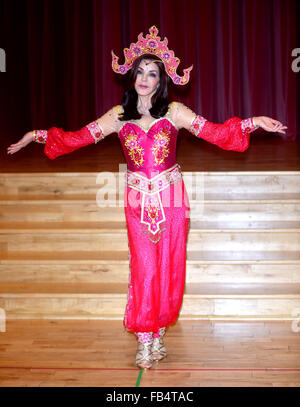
left=125, top=163, right=182, bottom=243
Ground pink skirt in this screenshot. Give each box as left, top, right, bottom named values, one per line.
left=123, top=164, right=190, bottom=333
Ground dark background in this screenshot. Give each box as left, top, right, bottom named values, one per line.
left=0, top=0, right=297, bottom=143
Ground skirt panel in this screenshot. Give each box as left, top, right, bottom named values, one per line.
left=123, top=177, right=190, bottom=333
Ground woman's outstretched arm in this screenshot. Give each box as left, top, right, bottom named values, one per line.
left=7, top=106, right=120, bottom=159
left=172, top=102, right=287, bottom=152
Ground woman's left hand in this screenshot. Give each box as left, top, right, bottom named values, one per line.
left=253, top=116, right=288, bottom=134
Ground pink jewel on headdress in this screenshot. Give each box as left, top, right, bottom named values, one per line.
left=111, top=25, right=193, bottom=86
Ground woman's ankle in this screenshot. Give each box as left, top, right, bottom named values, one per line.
left=134, top=332, right=153, bottom=344
left=153, top=327, right=166, bottom=338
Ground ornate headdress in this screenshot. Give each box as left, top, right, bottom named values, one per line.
left=111, top=25, right=193, bottom=85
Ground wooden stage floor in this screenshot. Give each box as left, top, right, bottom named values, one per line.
left=0, top=131, right=299, bottom=387
left=1, top=131, right=299, bottom=173
left=0, top=320, right=299, bottom=387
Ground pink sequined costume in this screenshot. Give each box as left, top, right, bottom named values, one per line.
left=33, top=101, right=258, bottom=333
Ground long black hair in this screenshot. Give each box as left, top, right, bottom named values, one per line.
left=118, top=54, right=170, bottom=121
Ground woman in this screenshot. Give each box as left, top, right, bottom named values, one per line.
left=7, top=26, right=287, bottom=370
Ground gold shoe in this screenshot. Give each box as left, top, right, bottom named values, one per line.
left=134, top=332, right=154, bottom=370
left=152, top=327, right=167, bottom=361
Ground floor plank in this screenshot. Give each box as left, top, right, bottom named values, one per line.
left=0, top=320, right=299, bottom=387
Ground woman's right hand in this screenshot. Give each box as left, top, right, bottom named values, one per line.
left=7, top=131, right=35, bottom=155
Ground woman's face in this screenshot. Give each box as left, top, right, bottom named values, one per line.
left=134, top=59, right=160, bottom=97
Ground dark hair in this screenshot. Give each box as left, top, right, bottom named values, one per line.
left=118, top=54, right=170, bottom=121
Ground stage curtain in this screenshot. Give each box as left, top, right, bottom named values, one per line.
left=0, top=0, right=297, bottom=140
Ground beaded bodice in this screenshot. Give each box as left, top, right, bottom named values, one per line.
left=35, top=101, right=258, bottom=162
left=118, top=107, right=178, bottom=179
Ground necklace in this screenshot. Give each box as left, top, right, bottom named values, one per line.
left=137, top=106, right=150, bottom=115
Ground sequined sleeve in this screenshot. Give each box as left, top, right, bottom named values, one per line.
left=189, top=115, right=259, bottom=152
left=31, top=106, right=122, bottom=159
left=172, top=102, right=259, bottom=152
left=31, top=121, right=104, bottom=160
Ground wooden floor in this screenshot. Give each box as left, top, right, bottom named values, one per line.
left=1, top=131, right=299, bottom=387
left=0, top=320, right=299, bottom=387
left=2, top=130, right=300, bottom=173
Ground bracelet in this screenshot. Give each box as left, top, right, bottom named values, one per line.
left=86, top=121, right=105, bottom=144
left=32, top=130, right=48, bottom=143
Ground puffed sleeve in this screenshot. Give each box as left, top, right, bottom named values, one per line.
left=32, top=106, right=120, bottom=159
left=174, top=102, right=259, bottom=152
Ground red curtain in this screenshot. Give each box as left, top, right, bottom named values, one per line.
left=0, top=0, right=297, bottom=140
